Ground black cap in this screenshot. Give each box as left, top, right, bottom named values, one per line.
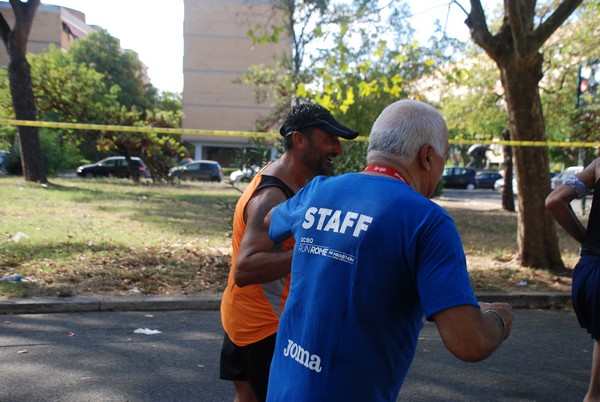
left=279, top=110, right=359, bottom=140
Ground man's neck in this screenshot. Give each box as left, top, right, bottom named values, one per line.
left=365, top=157, right=422, bottom=194
left=264, top=154, right=313, bottom=193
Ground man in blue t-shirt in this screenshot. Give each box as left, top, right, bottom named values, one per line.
left=264, top=99, right=513, bottom=402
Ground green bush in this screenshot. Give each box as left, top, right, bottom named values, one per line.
left=4, top=130, right=85, bottom=176
left=334, top=140, right=368, bottom=175
left=4, top=143, right=22, bottom=175
left=39, top=129, right=85, bottom=175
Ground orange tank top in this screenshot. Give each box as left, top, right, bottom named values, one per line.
left=220, top=168, right=295, bottom=346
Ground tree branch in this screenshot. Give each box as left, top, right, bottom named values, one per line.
left=532, top=0, right=582, bottom=49
left=466, top=1, right=499, bottom=60
left=8, top=0, right=40, bottom=56
left=507, top=0, right=539, bottom=55
left=452, top=0, right=469, bottom=17
left=505, top=0, right=524, bottom=53
left=0, top=12, right=10, bottom=47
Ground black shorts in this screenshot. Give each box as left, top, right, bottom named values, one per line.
left=573, top=255, right=600, bottom=339
left=219, top=332, right=277, bottom=402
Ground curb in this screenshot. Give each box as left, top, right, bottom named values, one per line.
left=0, top=292, right=571, bottom=315
left=476, top=291, right=571, bottom=309
left=0, top=295, right=221, bottom=315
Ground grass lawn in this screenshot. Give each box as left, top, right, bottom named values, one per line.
left=0, top=175, right=580, bottom=298
left=0, top=176, right=239, bottom=298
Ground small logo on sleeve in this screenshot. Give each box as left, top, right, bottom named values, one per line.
left=283, top=339, right=322, bottom=373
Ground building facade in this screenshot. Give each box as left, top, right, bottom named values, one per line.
left=0, top=3, right=97, bottom=68
left=182, top=0, right=289, bottom=164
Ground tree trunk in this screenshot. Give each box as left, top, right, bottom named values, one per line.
left=501, top=129, right=515, bottom=212
left=466, top=0, right=583, bottom=272
left=123, top=151, right=141, bottom=183
left=499, top=55, right=564, bottom=271
left=1, top=0, right=46, bottom=184
left=9, top=56, right=46, bottom=183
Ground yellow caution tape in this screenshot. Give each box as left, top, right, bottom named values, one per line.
left=0, top=118, right=598, bottom=148
left=449, top=138, right=600, bottom=148
left=0, top=118, right=281, bottom=139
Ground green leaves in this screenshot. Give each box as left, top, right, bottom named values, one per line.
left=29, top=45, right=119, bottom=126
left=68, top=29, right=156, bottom=112
left=237, top=1, right=463, bottom=174
left=0, top=28, right=185, bottom=178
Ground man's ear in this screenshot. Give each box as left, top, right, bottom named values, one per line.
left=291, top=131, right=306, bottom=149
left=419, top=144, right=433, bottom=171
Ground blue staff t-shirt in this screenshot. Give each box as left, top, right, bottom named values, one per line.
left=266, top=173, right=478, bottom=402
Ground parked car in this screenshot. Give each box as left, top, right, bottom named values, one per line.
left=76, top=156, right=151, bottom=179
left=442, top=167, right=477, bottom=189
left=0, top=150, right=7, bottom=173
left=494, top=176, right=518, bottom=194
left=551, top=166, right=584, bottom=189
left=168, top=160, right=223, bottom=182
left=476, top=171, right=503, bottom=189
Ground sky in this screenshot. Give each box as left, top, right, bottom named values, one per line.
left=42, top=0, right=185, bottom=93
left=41, top=1, right=481, bottom=94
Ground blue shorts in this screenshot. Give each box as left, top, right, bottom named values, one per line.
left=572, top=254, right=600, bottom=339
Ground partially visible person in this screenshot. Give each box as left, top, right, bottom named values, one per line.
left=546, top=157, right=600, bottom=402
left=219, top=103, right=359, bottom=402
left=264, top=99, right=512, bottom=402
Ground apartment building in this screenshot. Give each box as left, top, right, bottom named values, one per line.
left=0, top=3, right=97, bottom=67
left=182, top=0, right=290, bottom=164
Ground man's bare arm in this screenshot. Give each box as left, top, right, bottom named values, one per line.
left=545, top=159, right=598, bottom=244
left=234, top=188, right=293, bottom=287
left=432, top=302, right=512, bottom=362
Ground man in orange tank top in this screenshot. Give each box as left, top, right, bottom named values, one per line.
left=219, top=102, right=359, bottom=402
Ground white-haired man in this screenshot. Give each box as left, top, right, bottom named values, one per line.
left=264, top=99, right=513, bottom=402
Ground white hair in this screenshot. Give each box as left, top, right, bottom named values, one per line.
left=367, top=99, right=448, bottom=164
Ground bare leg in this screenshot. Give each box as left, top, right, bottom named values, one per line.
left=584, top=339, right=600, bottom=402
left=233, top=380, right=259, bottom=402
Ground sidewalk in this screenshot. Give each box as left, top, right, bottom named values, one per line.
left=0, top=291, right=571, bottom=315
left=0, top=294, right=221, bottom=314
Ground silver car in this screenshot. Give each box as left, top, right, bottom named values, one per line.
left=169, top=160, right=223, bottom=182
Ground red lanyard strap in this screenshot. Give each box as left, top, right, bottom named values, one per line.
left=363, top=164, right=408, bottom=184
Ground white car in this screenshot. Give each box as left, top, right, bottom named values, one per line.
left=550, top=166, right=583, bottom=189
left=494, top=176, right=518, bottom=194
left=229, top=165, right=259, bottom=183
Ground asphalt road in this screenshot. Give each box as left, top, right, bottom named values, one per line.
left=0, top=308, right=592, bottom=402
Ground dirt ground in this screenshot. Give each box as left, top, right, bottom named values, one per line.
left=435, top=196, right=574, bottom=293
